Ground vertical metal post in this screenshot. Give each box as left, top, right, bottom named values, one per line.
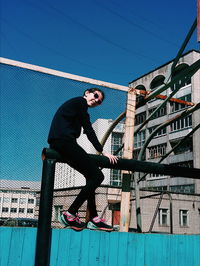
left=120, top=88, right=136, bottom=232
left=168, top=193, right=173, bottom=234
left=35, top=158, right=56, bottom=266
left=134, top=172, right=142, bottom=232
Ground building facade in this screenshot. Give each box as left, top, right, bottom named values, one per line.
left=129, top=50, right=200, bottom=194
left=0, top=179, right=40, bottom=221
left=54, top=50, right=200, bottom=193
left=45, top=186, right=200, bottom=234
left=108, top=188, right=200, bottom=234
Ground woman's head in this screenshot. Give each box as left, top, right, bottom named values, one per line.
left=83, top=88, right=105, bottom=107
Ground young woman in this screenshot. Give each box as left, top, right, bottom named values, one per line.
left=48, top=88, right=118, bottom=231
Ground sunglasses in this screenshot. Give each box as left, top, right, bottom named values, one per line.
left=93, top=92, right=102, bottom=105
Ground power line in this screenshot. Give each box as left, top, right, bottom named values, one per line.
left=29, top=0, right=162, bottom=63
left=0, top=31, right=21, bottom=58
left=0, top=17, right=136, bottom=77
left=0, top=17, right=110, bottom=71
left=109, top=0, right=181, bottom=39
left=93, top=0, right=179, bottom=47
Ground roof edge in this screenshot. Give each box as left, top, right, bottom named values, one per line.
left=129, top=49, right=200, bottom=84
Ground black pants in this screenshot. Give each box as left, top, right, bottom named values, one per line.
left=50, top=138, right=104, bottom=219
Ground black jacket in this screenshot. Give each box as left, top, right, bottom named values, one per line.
left=48, top=97, right=103, bottom=152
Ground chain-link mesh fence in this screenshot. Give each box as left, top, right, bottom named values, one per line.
left=0, top=60, right=127, bottom=227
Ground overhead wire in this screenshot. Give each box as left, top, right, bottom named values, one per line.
left=0, top=0, right=160, bottom=78
left=1, top=17, right=105, bottom=70
left=109, top=0, right=184, bottom=39
left=93, top=0, right=179, bottom=47
left=27, top=0, right=162, bottom=63
left=0, top=31, right=21, bottom=58
left=0, top=18, right=138, bottom=78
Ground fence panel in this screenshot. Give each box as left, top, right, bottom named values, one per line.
left=1, top=227, right=200, bottom=266
left=0, top=60, right=126, bottom=227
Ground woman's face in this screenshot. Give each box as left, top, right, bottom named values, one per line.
left=84, top=90, right=103, bottom=107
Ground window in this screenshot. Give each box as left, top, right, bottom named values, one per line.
left=170, top=115, right=192, bottom=132
left=148, top=143, right=167, bottom=159
left=135, top=112, right=146, bottom=125
left=54, top=205, right=63, bottom=221
left=27, top=208, right=33, bottom=214
left=148, top=106, right=167, bottom=119
left=3, top=197, right=10, bottom=203
left=171, top=64, right=191, bottom=91
left=19, top=208, right=25, bottom=213
left=110, top=169, right=122, bottom=187
left=36, top=198, right=40, bottom=207
left=10, top=208, right=17, bottom=213
left=135, top=85, right=146, bottom=105
left=20, top=198, right=26, bottom=204
left=147, top=186, right=167, bottom=192
left=179, top=210, right=189, bottom=227
left=148, top=173, right=165, bottom=179
left=11, top=198, right=18, bottom=203
left=148, top=125, right=166, bottom=138
left=159, top=208, right=169, bottom=226
left=111, top=132, right=123, bottom=156
left=170, top=94, right=191, bottom=113
left=28, top=199, right=34, bottom=204
left=170, top=184, right=194, bottom=194
left=149, top=75, right=165, bottom=102
left=2, top=207, right=9, bottom=212
left=134, top=130, right=145, bottom=148
left=170, top=138, right=193, bottom=154
left=150, top=75, right=165, bottom=91
left=110, top=132, right=123, bottom=187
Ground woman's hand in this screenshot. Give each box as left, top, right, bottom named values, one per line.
left=102, top=151, right=118, bottom=164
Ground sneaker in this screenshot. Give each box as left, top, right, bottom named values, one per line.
left=59, top=211, right=85, bottom=231
left=87, top=216, right=113, bottom=231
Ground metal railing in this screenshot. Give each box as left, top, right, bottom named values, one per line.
left=35, top=147, right=200, bottom=266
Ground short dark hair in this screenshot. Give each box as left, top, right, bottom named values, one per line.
left=83, top=88, right=105, bottom=101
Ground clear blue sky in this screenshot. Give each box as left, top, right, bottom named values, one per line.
left=1, top=0, right=199, bottom=86
left=0, top=0, right=199, bottom=182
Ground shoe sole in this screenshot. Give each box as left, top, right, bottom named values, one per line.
left=59, top=215, right=85, bottom=231
left=87, top=221, right=113, bottom=232
left=87, top=227, right=113, bottom=232
left=59, top=214, right=69, bottom=227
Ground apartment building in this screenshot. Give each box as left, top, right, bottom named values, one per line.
left=0, top=179, right=41, bottom=221
left=129, top=49, right=200, bottom=194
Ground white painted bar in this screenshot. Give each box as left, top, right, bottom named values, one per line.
left=0, top=57, right=129, bottom=92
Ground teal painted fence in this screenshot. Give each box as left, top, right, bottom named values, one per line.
left=1, top=227, right=200, bottom=266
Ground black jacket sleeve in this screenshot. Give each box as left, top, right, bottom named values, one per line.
left=80, top=101, right=103, bottom=153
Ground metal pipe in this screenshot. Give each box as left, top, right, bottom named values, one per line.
left=35, top=158, right=56, bottom=266
left=42, top=148, right=200, bottom=178
left=170, top=18, right=197, bottom=73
